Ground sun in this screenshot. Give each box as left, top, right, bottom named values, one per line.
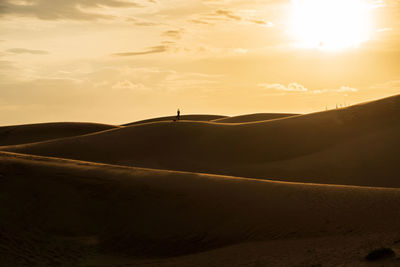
left=289, top=0, right=372, bottom=51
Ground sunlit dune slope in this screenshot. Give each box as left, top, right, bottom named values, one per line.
left=123, top=114, right=226, bottom=126
left=2, top=94, right=399, bottom=187
left=212, top=113, right=298, bottom=123
left=1, top=151, right=400, bottom=265
left=0, top=122, right=118, bottom=146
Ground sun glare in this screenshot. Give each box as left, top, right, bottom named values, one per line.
left=289, top=0, right=372, bottom=51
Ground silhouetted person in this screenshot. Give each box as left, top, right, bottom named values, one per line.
left=177, top=108, right=181, bottom=121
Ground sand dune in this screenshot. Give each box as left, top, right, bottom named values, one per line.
left=1, top=151, right=400, bottom=266
left=244, top=123, right=400, bottom=187
left=0, top=122, right=118, bottom=146
left=212, top=113, right=298, bottom=123
left=123, top=114, right=226, bottom=126
left=3, top=94, right=399, bottom=188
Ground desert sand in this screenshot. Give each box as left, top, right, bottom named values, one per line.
left=3, top=94, right=399, bottom=187
left=1, top=94, right=400, bottom=266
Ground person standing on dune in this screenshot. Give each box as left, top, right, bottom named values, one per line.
left=177, top=108, right=181, bottom=121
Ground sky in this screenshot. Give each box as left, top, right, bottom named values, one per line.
left=0, top=0, right=399, bottom=125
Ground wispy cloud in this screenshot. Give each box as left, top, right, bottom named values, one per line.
left=248, top=19, right=274, bottom=27
left=6, top=48, right=49, bottom=55
left=259, top=82, right=308, bottom=92
left=112, top=80, right=149, bottom=91
left=0, top=0, right=143, bottom=20
left=126, top=17, right=159, bottom=26
left=215, top=9, right=241, bottom=21
left=162, top=30, right=183, bottom=39
left=234, top=48, right=248, bottom=54
left=311, top=86, right=358, bottom=94
left=338, top=86, right=358, bottom=92
left=259, top=83, right=360, bottom=94
left=194, top=9, right=274, bottom=27
left=112, top=45, right=168, bottom=57
left=189, top=19, right=212, bottom=25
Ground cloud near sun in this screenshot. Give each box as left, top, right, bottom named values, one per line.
left=258, top=83, right=359, bottom=94
left=0, top=0, right=399, bottom=125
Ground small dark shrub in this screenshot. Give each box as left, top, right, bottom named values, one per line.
left=365, top=247, right=395, bottom=261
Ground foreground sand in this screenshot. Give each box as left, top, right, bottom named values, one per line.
left=1, top=151, right=400, bottom=266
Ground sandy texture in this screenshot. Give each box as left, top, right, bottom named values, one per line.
left=1, top=94, right=400, bottom=266
left=1, top=151, right=400, bottom=266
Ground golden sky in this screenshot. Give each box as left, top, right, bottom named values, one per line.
left=0, top=0, right=399, bottom=125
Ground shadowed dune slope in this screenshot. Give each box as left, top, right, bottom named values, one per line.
left=1, top=151, right=400, bottom=265
left=212, top=113, right=298, bottom=123
left=2, top=94, right=400, bottom=187
left=123, top=114, right=226, bottom=126
left=0, top=122, right=118, bottom=146
left=244, top=123, right=400, bottom=187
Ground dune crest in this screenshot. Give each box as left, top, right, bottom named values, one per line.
left=123, top=114, right=226, bottom=126
left=212, top=113, right=298, bottom=123
left=0, top=122, right=118, bottom=146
